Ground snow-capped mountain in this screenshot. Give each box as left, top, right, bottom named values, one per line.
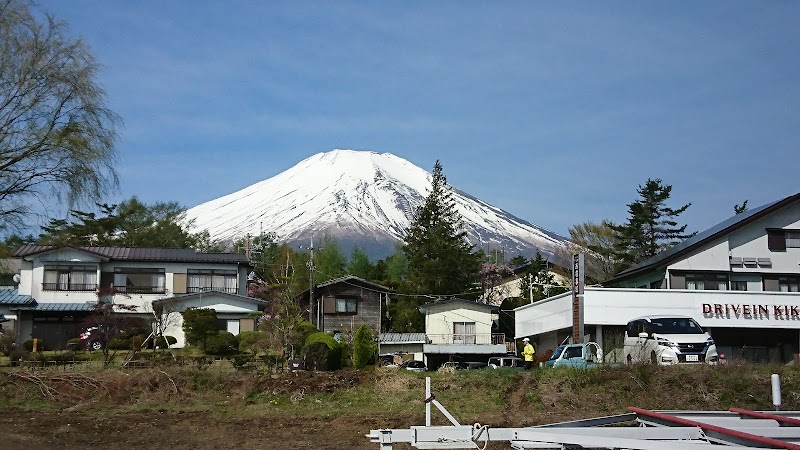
left=184, top=150, right=568, bottom=261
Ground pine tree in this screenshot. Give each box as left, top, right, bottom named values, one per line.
left=347, top=247, right=375, bottom=280
left=610, top=178, right=695, bottom=272
left=403, top=161, right=480, bottom=297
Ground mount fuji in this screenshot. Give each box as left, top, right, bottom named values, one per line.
left=184, top=150, right=568, bottom=261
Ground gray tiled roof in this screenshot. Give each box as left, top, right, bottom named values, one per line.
left=379, top=333, right=426, bottom=343
left=607, top=192, right=800, bottom=283
left=153, top=290, right=268, bottom=306
left=0, top=289, right=33, bottom=305
left=12, top=245, right=250, bottom=264
left=418, top=297, right=499, bottom=310
left=12, top=302, right=95, bottom=312
left=316, top=275, right=391, bottom=291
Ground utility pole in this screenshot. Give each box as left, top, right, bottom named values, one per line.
left=301, top=236, right=318, bottom=329
left=528, top=273, right=533, bottom=303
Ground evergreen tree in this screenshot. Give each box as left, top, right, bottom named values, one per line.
left=313, top=235, right=347, bottom=282
left=610, top=178, right=694, bottom=272
left=403, top=161, right=480, bottom=296
left=347, top=247, right=375, bottom=280
left=509, top=254, right=528, bottom=268
left=37, top=197, right=217, bottom=249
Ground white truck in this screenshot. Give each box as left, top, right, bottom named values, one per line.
left=624, top=315, right=719, bottom=365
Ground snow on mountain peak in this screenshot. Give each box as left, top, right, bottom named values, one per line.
left=184, top=149, right=567, bottom=260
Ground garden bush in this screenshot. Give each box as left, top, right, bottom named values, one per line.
left=154, top=335, right=177, bottom=348
left=66, top=338, right=81, bottom=351
left=352, top=324, right=377, bottom=369
left=238, top=331, right=268, bottom=355
left=108, top=337, right=132, bottom=350
left=302, top=332, right=343, bottom=371
left=22, top=338, right=46, bottom=352
left=205, top=331, right=239, bottom=356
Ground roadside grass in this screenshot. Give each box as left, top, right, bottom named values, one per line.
left=2, top=362, right=800, bottom=425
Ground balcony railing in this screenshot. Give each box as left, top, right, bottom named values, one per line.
left=425, top=333, right=506, bottom=346
left=187, top=286, right=238, bottom=294
left=113, top=285, right=166, bottom=294
left=42, top=283, right=98, bottom=292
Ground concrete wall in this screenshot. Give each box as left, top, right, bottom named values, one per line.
left=423, top=303, right=495, bottom=336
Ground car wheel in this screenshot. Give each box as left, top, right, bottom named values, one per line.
left=90, top=341, right=103, bottom=351
left=650, top=350, right=658, bottom=365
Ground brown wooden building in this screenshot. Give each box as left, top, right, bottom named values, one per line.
left=300, top=276, right=390, bottom=334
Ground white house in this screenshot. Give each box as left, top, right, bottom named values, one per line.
left=418, top=298, right=510, bottom=368
left=515, top=192, right=800, bottom=364
left=9, top=245, right=266, bottom=349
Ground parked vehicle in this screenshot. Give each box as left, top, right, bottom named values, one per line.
left=544, top=342, right=603, bottom=368
left=487, top=356, right=524, bottom=369
left=400, top=360, right=427, bottom=372
left=441, top=361, right=486, bottom=370
left=624, top=315, right=718, bottom=365
left=79, top=327, right=104, bottom=351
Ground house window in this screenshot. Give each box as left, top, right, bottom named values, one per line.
left=768, top=230, right=800, bottom=251
left=779, top=276, right=800, bottom=293
left=335, top=297, right=357, bottom=313
left=730, top=280, right=748, bottom=291
left=43, top=265, right=98, bottom=291
left=685, top=273, right=728, bottom=291
left=788, top=232, right=800, bottom=248
left=187, top=269, right=238, bottom=293
left=453, top=322, right=476, bottom=344
left=113, top=268, right=165, bottom=294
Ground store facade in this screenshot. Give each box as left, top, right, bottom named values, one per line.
left=515, top=193, right=800, bottom=364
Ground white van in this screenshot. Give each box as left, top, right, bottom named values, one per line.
left=624, top=315, right=718, bottom=365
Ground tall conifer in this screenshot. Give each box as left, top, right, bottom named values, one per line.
left=611, top=178, right=694, bottom=272
left=403, top=161, right=480, bottom=297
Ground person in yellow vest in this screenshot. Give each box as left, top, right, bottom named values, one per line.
left=522, top=337, right=535, bottom=369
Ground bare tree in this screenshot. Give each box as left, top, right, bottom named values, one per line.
left=556, top=220, right=618, bottom=283
left=0, top=0, right=120, bottom=229
left=147, top=301, right=182, bottom=351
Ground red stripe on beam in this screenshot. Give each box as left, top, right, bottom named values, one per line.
left=730, top=407, right=800, bottom=426
left=628, top=407, right=800, bottom=450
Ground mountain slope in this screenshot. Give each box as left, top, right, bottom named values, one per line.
left=184, top=149, right=568, bottom=260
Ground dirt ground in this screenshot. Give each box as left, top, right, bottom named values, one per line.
left=0, top=411, right=421, bottom=450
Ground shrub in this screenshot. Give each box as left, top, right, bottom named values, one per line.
left=182, top=308, right=218, bottom=350
left=352, top=324, right=377, bottom=369
left=8, top=348, right=29, bottom=364
left=294, top=320, right=318, bottom=342
left=302, top=332, right=342, bottom=371
left=0, top=335, right=15, bottom=356
left=108, top=337, right=132, bottom=350
left=154, top=335, right=177, bottom=348
left=22, top=339, right=46, bottom=352
left=238, top=331, right=269, bottom=355
left=66, top=338, right=81, bottom=351
left=205, top=331, right=239, bottom=356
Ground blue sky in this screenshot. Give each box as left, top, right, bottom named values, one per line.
left=40, top=1, right=800, bottom=237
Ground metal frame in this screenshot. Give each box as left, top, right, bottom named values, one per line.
left=367, top=377, right=800, bottom=449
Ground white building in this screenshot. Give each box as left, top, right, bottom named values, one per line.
left=418, top=298, right=510, bottom=368
left=6, top=245, right=266, bottom=349
left=515, top=192, right=800, bottom=364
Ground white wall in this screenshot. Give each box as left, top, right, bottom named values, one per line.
left=156, top=294, right=262, bottom=348
left=423, top=303, right=495, bottom=336
left=516, top=287, right=800, bottom=340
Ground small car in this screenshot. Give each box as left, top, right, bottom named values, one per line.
left=79, top=327, right=104, bottom=351
left=400, top=360, right=427, bottom=372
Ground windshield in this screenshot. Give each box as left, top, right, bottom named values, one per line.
left=549, top=345, right=566, bottom=361
left=650, top=317, right=705, bottom=334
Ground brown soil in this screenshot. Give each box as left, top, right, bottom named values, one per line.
left=0, top=411, right=413, bottom=450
